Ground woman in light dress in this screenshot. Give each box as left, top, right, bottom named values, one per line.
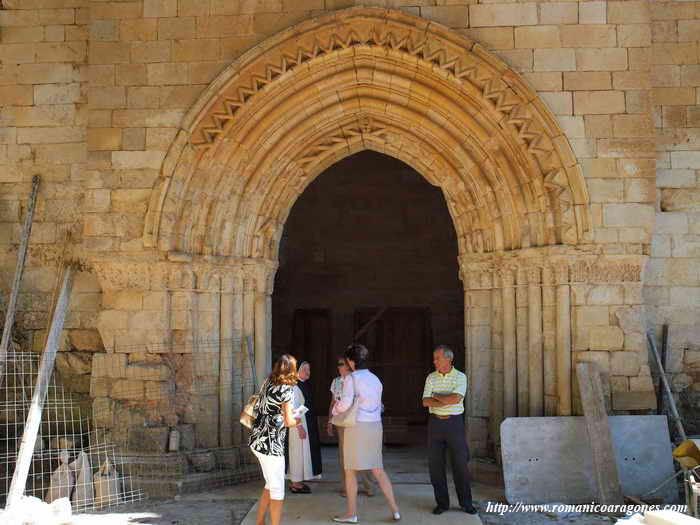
left=327, top=355, right=375, bottom=498
left=331, top=344, right=400, bottom=523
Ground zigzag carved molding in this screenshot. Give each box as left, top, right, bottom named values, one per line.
left=191, top=26, right=543, bottom=157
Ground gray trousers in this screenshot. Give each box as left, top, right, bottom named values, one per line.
left=337, top=426, right=374, bottom=493
left=428, top=414, right=473, bottom=509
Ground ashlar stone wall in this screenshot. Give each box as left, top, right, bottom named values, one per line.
left=648, top=0, right=700, bottom=433
left=0, top=0, right=696, bottom=451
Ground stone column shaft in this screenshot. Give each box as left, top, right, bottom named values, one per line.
left=219, top=291, right=234, bottom=448
left=516, top=269, right=529, bottom=416
left=502, top=272, right=517, bottom=419
left=556, top=282, right=572, bottom=416
left=528, top=268, right=544, bottom=417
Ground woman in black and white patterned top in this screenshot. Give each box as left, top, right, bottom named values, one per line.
left=249, top=354, right=301, bottom=525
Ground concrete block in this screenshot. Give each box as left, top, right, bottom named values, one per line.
left=501, top=416, right=676, bottom=504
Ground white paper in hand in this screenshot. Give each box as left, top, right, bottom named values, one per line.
left=293, top=405, right=309, bottom=418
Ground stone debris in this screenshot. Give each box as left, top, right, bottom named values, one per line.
left=0, top=496, right=72, bottom=525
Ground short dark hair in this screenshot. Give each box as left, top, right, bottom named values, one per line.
left=345, top=343, right=369, bottom=369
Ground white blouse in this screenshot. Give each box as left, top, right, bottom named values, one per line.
left=332, top=369, right=382, bottom=423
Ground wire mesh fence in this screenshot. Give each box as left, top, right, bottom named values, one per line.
left=0, top=350, right=144, bottom=511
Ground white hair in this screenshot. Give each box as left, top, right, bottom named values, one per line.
left=434, top=345, right=454, bottom=361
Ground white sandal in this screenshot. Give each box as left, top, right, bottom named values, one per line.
left=332, top=516, right=358, bottom=523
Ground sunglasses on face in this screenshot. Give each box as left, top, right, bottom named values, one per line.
left=337, top=362, right=346, bottom=366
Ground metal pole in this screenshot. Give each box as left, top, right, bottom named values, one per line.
left=6, top=265, right=74, bottom=507
left=647, top=331, right=687, bottom=441
left=0, top=175, right=41, bottom=386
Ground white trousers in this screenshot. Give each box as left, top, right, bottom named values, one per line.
left=252, top=448, right=286, bottom=500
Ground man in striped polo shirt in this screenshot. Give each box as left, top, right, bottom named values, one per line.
left=422, top=345, right=476, bottom=516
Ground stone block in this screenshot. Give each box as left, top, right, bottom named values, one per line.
left=671, top=152, right=700, bottom=170
left=612, top=391, right=656, bottom=410
left=421, top=6, right=469, bottom=28
left=146, top=63, right=189, bottom=85
left=123, top=128, right=147, bottom=150
left=624, top=179, right=654, bottom=204
left=561, top=25, right=616, bottom=48
left=533, top=48, right=575, bottom=72
left=90, top=19, right=118, bottom=42
left=68, top=329, right=104, bottom=351
left=563, top=71, right=611, bottom=91
left=607, top=1, right=649, bottom=24
left=604, top=204, right=654, bottom=229
left=35, top=143, right=87, bottom=165
left=91, top=3, right=142, bottom=20
left=120, top=19, right=158, bottom=42
left=89, top=42, right=130, bottom=64
left=589, top=326, right=624, bottom=351
left=469, top=3, right=537, bottom=27
left=173, top=38, right=220, bottom=62
left=574, top=351, right=610, bottom=373
left=515, top=26, right=560, bottom=49
left=126, top=363, right=171, bottom=381
left=539, top=91, right=572, bottom=115
left=90, top=377, right=111, bottom=397
left=653, top=88, right=695, bottom=106
left=88, top=128, right=121, bottom=151
left=611, top=352, right=640, bottom=376
left=144, top=0, right=177, bottom=18
left=462, top=27, right=514, bottom=50
left=613, top=115, right=654, bottom=138
left=678, top=20, right=700, bottom=43
left=145, top=380, right=173, bottom=399
left=93, top=353, right=128, bottom=378
left=653, top=44, right=697, bottom=66
left=575, top=48, right=628, bottom=72
left=629, top=375, right=654, bottom=391
left=128, top=426, right=169, bottom=452
left=587, top=179, right=623, bottom=203
left=584, top=115, right=612, bottom=138
left=588, top=286, right=624, bottom=305
left=112, top=379, right=145, bottom=400
left=497, top=49, right=533, bottom=72
left=618, top=25, right=651, bottom=48
left=92, top=397, right=114, bottom=428
left=522, top=72, right=561, bottom=91
left=539, top=2, right=578, bottom=25
left=131, top=41, right=171, bottom=63
left=578, top=1, right=605, bottom=24
left=573, top=90, right=625, bottom=115
left=0, top=86, right=33, bottom=106
left=112, top=151, right=165, bottom=169
left=97, top=309, right=129, bottom=333
left=158, top=17, right=196, bottom=40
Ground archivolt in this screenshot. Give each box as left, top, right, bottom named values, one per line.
left=144, top=7, right=590, bottom=259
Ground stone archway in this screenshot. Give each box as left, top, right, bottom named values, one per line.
left=94, top=7, right=650, bottom=456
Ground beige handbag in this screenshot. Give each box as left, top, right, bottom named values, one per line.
left=330, top=373, right=359, bottom=428
left=239, top=336, right=263, bottom=430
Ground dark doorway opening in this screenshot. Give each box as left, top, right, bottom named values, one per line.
left=272, top=151, right=464, bottom=440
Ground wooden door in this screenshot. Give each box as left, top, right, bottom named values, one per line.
left=290, top=308, right=333, bottom=417
left=354, top=307, right=433, bottom=423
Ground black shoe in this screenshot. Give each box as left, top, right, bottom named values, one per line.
left=432, top=506, right=448, bottom=515
left=461, top=504, right=478, bottom=515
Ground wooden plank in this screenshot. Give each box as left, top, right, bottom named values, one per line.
left=6, top=264, right=74, bottom=507
left=0, top=175, right=40, bottom=387
left=353, top=306, right=388, bottom=341
left=576, top=362, right=624, bottom=504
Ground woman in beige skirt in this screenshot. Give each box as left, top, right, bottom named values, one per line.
left=331, top=344, right=400, bottom=523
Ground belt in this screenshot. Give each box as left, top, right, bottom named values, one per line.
left=432, top=414, right=460, bottom=419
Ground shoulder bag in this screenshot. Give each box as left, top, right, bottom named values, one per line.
left=330, top=373, right=359, bottom=428
left=239, top=335, right=263, bottom=430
